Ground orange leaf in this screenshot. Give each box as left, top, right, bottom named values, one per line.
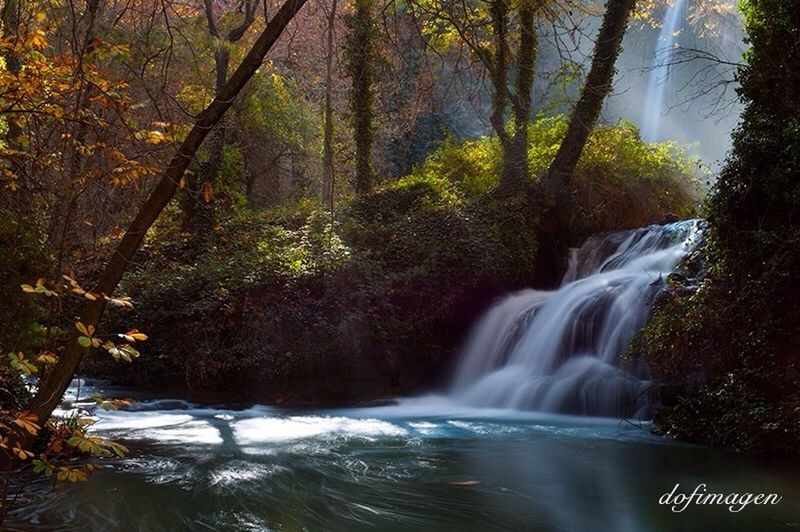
left=201, top=181, right=213, bottom=203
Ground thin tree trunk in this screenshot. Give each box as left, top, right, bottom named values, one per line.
left=25, top=0, right=309, bottom=428
left=54, top=0, right=101, bottom=270
left=186, top=0, right=256, bottom=232
left=1, top=0, right=21, bottom=144
left=189, top=46, right=230, bottom=234
left=499, top=0, right=537, bottom=193
left=488, top=0, right=510, bottom=150
left=322, top=0, right=337, bottom=206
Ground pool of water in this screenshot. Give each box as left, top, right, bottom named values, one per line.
left=7, top=394, right=800, bottom=531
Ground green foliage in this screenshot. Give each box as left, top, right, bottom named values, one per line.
left=632, top=0, right=800, bottom=455
left=399, top=136, right=501, bottom=198
left=632, top=234, right=800, bottom=454
left=0, top=211, right=49, bottom=354
left=406, top=115, right=699, bottom=232
left=87, top=113, right=697, bottom=404
left=90, top=175, right=538, bottom=401
left=239, top=72, right=322, bottom=168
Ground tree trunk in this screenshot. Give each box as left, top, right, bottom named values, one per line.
left=1, top=0, right=21, bottom=144
left=543, top=0, right=636, bottom=223
left=54, top=0, right=102, bottom=270
left=499, top=0, right=537, bottom=193
left=187, top=45, right=230, bottom=235
left=185, top=0, right=255, bottom=233
left=347, top=0, right=375, bottom=195
left=321, top=0, right=337, bottom=207
left=488, top=0, right=510, bottom=150
left=535, top=0, right=636, bottom=286
left=25, top=0, right=309, bottom=428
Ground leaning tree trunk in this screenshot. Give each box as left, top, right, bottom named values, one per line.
left=543, top=0, right=636, bottom=221
left=25, top=0, right=309, bottom=428
left=536, top=0, right=636, bottom=285
left=499, top=0, right=537, bottom=193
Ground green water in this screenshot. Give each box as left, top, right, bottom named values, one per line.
left=7, top=397, right=800, bottom=531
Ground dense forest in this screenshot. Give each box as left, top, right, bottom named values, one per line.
left=0, top=0, right=798, bottom=528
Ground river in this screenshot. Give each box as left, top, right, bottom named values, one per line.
left=6, top=390, right=800, bottom=531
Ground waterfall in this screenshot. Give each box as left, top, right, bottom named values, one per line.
left=449, top=220, right=700, bottom=418
left=640, top=0, right=685, bottom=142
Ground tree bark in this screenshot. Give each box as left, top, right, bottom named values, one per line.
left=1, top=0, right=21, bottom=143
left=321, top=0, right=338, bottom=206
left=535, top=0, right=636, bottom=286
left=499, top=0, right=537, bottom=193
left=25, top=0, right=309, bottom=427
left=542, top=0, right=636, bottom=221
left=54, top=0, right=102, bottom=271
left=185, top=0, right=256, bottom=233
left=488, top=0, right=510, bottom=149
left=347, top=0, right=375, bottom=195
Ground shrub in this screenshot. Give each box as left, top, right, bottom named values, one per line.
left=406, top=115, right=699, bottom=234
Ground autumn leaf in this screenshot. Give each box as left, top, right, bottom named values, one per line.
left=201, top=181, right=213, bottom=202
left=37, top=352, right=57, bottom=364
left=105, top=295, right=134, bottom=308
left=119, top=329, right=148, bottom=342
left=9, top=353, right=38, bottom=375
left=13, top=446, right=34, bottom=460
left=57, top=467, right=88, bottom=482
left=13, top=412, right=41, bottom=435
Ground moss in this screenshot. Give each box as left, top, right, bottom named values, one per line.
left=631, top=0, right=800, bottom=457
left=85, top=116, right=694, bottom=405
left=87, top=175, right=539, bottom=403
left=406, top=115, right=700, bottom=233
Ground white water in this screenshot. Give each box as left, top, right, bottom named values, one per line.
left=450, top=220, right=700, bottom=418
left=640, top=0, right=686, bottom=142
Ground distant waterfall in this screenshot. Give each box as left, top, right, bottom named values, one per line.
left=640, top=0, right=686, bottom=141
left=450, top=220, right=700, bottom=418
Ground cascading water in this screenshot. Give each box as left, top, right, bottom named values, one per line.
left=450, top=220, right=700, bottom=418
left=640, top=0, right=686, bottom=141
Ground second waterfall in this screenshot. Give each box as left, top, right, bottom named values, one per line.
left=449, top=220, right=700, bottom=418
